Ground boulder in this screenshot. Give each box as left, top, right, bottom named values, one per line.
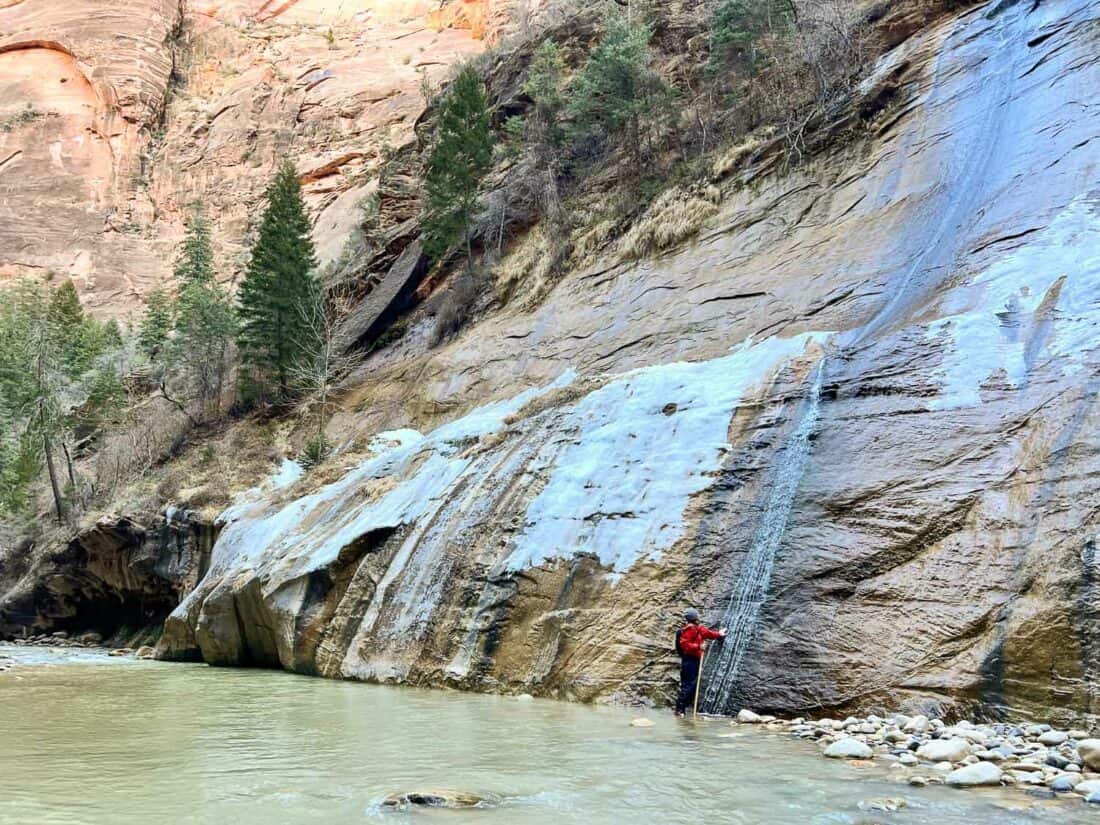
left=1076, top=739, right=1100, bottom=771
left=916, top=739, right=971, bottom=763
left=1050, top=774, right=1078, bottom=792
left=824, top=738, right=873, bottom=759
left=737, top=709, right=762, bottom=723
left=1074, top=779, right=1100, bottom=795
left=946, top=762, right=1003, bottom=787
left=1038, top=730, right=1068, bottom=746
left=135, top=646, right=156, bottom=659
left=903, top=715, right=930, bottom=734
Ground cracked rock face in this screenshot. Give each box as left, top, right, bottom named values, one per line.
left=162, top=0, right=1100, bottom=720
left=0, top=0, right=489, bottom=314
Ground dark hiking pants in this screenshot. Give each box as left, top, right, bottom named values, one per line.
left=675, top=656, right=701, bottom=714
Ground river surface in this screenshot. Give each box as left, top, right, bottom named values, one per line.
left=0, top=645, right=1092, bottom=825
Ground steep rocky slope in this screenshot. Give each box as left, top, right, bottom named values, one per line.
left=157, top=0, right=1100, bottom=720
left=2, top=0, right=1099, bottom=725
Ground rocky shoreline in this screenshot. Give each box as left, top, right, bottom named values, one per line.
left=1, top=632, right=158, bottom=662
left=734, top=708, right=1100, bottom=806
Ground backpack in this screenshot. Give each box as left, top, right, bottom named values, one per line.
left=674, top=626, right=684, bottom=656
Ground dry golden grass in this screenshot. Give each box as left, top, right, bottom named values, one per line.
left=568, top=217, right=618, bottom=267
left=712, top=133, right=770, bottom=179
left=493, top=224, right=559, bottom=304
left=615, top=186, right=721, bottom=262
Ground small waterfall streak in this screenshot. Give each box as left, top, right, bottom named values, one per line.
left=701, top=361, right=827, bottom=713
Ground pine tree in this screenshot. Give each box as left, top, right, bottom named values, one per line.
left=237, top=161, right=320, bottom=399
left=167, top=207, right=236, bottom=417
left=174, top=210, right=216, bottom=286
left=568, top=17, right=675, bottom=173
left=522, top=40, right=568, bottom=225
left=139, top=288, right=173, bottom=359
left=422, top=66, right=494, bottom=271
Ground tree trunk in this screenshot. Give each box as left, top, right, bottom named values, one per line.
left=43, top=436, right=65, bottom=524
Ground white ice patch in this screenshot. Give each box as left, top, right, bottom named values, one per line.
left=927, top=197, right=1100, bottom=410
left=187, top=370, right=577, bottom=593
left=504, top=332, right=831, bottom=577
left=269, top=458, right=304, bottom=490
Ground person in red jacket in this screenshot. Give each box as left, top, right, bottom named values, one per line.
left=674, top=608, right=727, bottom=717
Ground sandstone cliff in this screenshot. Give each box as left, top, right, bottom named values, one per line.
left=158, top=0, right=1099, bottom=721
left=0, top=0, right=490, bottom=314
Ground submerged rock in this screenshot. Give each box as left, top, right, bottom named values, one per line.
left=382, top=790, right=492, bottom=810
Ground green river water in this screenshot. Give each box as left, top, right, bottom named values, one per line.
left=0, top=645, right=1093, bottom=824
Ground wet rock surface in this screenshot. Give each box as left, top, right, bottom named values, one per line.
left=382, top=790, right=494, bottom=809
left=0, top=511, right=215, bottom=643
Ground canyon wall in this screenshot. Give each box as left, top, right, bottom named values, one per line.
left=153, top=0, right=1100, bottom=721
left=0, top=0, right=490, bottom=315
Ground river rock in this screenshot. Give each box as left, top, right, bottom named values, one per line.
left=1074, top=779, right=1100, bottom=795
left=946, top=762, right=1003, bottom=787
left=916, top=739, right=971, bottom=763
left=824, top=738, right=873, bottom=760
left=135, top=646, right=156, bottom=659
left=631, top=718, right=655, bottom=728
left=858, top=797, right=906, bottom=812
left=899, top=753, right=918, bottom=766
left=908, top=776, right=929, bottom=787
left=1050, top=774, right=1077, bottom=792
left=1070, top=730, right=1090, bottom=740
left=1076, top=740, right=1100, bottom=770
left=382, top=790, right=491, bottom=809
left=903, top=715, right=930, bottom=734
left=1038, top=730, right=1068, bottom=746
left=737, top=709, right=763, bottom=723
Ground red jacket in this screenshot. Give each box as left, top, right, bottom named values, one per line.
left=679, top=623, right=723, bottom=659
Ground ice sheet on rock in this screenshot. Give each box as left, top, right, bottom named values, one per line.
left=187, top=372, right=576, bottom=597
left=269, top=458, right=304, bottom=489
left=927, top=197, right=1100, bottom=410
left=505, top=332, right=831, bottom=576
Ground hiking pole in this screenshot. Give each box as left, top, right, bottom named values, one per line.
left=692, top=644, right=708, bottom=720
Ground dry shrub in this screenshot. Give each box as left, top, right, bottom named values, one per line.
left=712, top=132, right=770, bottom=178
left=569, top=217, right=619, bottom=266
left=430, top=268, right=486, bottom=347
left=616, top=186, right=721, bottom=262
left=493, top=224, right=572, bottom=307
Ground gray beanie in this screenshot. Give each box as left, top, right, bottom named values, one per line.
left=684, top=608, right=700, bottom=622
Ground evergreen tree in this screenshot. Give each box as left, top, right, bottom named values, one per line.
left=522, top=40, right=568, bottom=224
left=139, top=288, right=173, bottom=359
left=708, top=0, right=794, bottom=77
left=174, top=210, right=216, bottom=286
left=237, top=161, right=320, bottom=399
left=422, top=66, right=494, bottom=271
left=568, top=17, right=675, bottom=172
left=171, top=208, right=235, bottom=417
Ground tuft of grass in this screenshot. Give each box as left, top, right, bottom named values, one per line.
left=494, top=225, right=563, bottom=305
left=712, top=133, right=769, bottom=179
left=615, top=186, right=721, bottom=262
